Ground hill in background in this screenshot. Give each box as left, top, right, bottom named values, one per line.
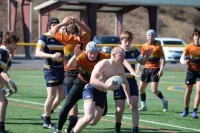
left=0, top=0, right=200, bottom=45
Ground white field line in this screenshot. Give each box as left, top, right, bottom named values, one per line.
left=8, top=98, right=200, bottom=132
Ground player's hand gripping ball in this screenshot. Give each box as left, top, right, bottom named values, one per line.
left=106, top=76, right=123, bottom=91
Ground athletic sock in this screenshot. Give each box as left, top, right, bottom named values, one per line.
left=44, top=116, right=51, bottom=124
left=133, top=126, right=138, bottom=133
left=67, top=115, right=78, bottom=133
left=193, top=108, right=198, bottom=112
left=140, top=93, right=146, bottom=107
left=115, top=122, right=121, bottom=133
left=0, top=122, right=5, bottom=131
left=156, top=92, right=165, bottom=101
left=185, top=107, right=189, bottom=112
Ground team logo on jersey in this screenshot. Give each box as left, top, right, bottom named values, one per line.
left=131, top=52, right=135, bottom=57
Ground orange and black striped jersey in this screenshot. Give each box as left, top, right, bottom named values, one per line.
left=183, top=42, right=200, bottom=71
left=141, top=41, right=164, bottom=68
left=55, top=31, right=91, bottom=71
left=76, top=52, right=110, bottom=83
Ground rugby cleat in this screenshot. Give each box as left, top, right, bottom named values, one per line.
left=138, top=106, right=147, bottom=111
left=43, top=123, right=56, bottom=129
left=163, top=100, right=168, bottom=112
left=181, top=111, right=189, bottom=117
left=192, top=111, right=198, bottom=119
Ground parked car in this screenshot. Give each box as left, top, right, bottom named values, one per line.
left=155, top=37, right=186, bottom=63
left=92, top=35, right=120, bottom=53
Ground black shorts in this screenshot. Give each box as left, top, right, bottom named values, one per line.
left=83, top=84, right=107, bottom=109
left=63, top=70, right=79, bottom=95
left=185, top=69, right=200, bottom=85
left=114, top=77, right=138, bottom=100
left=141, top=68, right=160, bottom=83
left=43, top=65, right=64, bottom=87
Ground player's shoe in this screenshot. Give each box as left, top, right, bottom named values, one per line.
left=43, top=123, right=56, bottom=129
left=5, top=90, right=14, bottom=97
left=181, top=110, right=189, bottom=117
left=138, top=106, right=147, bottom=111
left=163, top=100, right=168, bottom=112
left=52, top=129, right=61, bottom=133
left=192, top=111, right=198, bottom=119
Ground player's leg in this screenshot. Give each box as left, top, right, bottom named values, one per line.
left=138, top=81, right=148, bottom=111
left=56, top=80, right=84, bottom=132
left=192, top=81, right=200, bottom=118
left=0, top=89, right=8, bottom=132
left=151, top=68, right=168, bottom=112
left=63, top=73, right=79, bottom=133
left=89, top=106, right=104, bottom=126
left=151, top=82, right=168, bottom=112
left=73, top=101, right=95, bottom=133
left=131, top=95, right=139, bottom=133
left=51, top=84, right=65, bottom=113
left=114, top=99, right=125, bottom=133
left=43, top=86, right=57, bottom=128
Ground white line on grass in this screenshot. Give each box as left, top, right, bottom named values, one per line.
left=8, top=98, right=200, bottom=132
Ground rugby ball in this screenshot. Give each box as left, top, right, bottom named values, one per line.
left=105, top=76, right=123, bottom=91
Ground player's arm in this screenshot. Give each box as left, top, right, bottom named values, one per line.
left=180, top=46, right=189, bottom=65
left=1, top=71, right=17, bottom=93
left=73, top=18, right=91, bottom=35
left=67, top=44, right=83, bottom=69
left=120, top=68, right=132, bottom=108
left=35, top=37, right=61, bottom=60
left=123, top=60, right=138, bottom=77
left=49, top=16, right=73, bottom=37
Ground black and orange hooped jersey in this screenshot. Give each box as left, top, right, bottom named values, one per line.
left=141, top=42, right=164, bottom=68
left=36, top=33, right=64, bottom=67
left=55, top=31, right=91, bottom=71
left=76, top=52, right=110, bottom=83
left=183, top=42, right=200, bottom=71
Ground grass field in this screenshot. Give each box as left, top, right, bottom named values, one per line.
left=4, top=66, right=200, bottom=133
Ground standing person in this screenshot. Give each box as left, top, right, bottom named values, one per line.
left=49, top=16, right=91, bottom=132
left=71, top=47, right=133, bottom=133
left=114, top=31, right=152, bottom=133
left=53, top=41, right=110, bottom=133
left=0, top=31, right=18, bottom=97
left=180, top=29, right=200, bottom=118
left=0, top=31, right=19, bottom=133
left=35, top=17, right=65, bottom=129
left=137, top=29, right=168, bottom=112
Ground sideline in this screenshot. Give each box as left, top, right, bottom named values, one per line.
left=8, top=98, right=200, bottom=132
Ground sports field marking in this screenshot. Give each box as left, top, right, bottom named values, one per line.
left=8, top=98, right=200, bottom=132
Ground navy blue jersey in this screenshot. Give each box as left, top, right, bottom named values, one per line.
left=124, top=48, right=140, bottom=72
left=36, top=33, right=64, bottom=67
left=0, top=46, right=9, bottom=72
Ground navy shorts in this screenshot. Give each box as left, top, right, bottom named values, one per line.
left=82, top=84, right=107, bottom=109
left=185, top=69, right=200, bottom=85
left=141, top=68, right=160, bottom=83
left=43, top=65, right=64, bottom=87
left=63, top=70, right=79, bottom=96
left=114, top=77, right=138, bottom=100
